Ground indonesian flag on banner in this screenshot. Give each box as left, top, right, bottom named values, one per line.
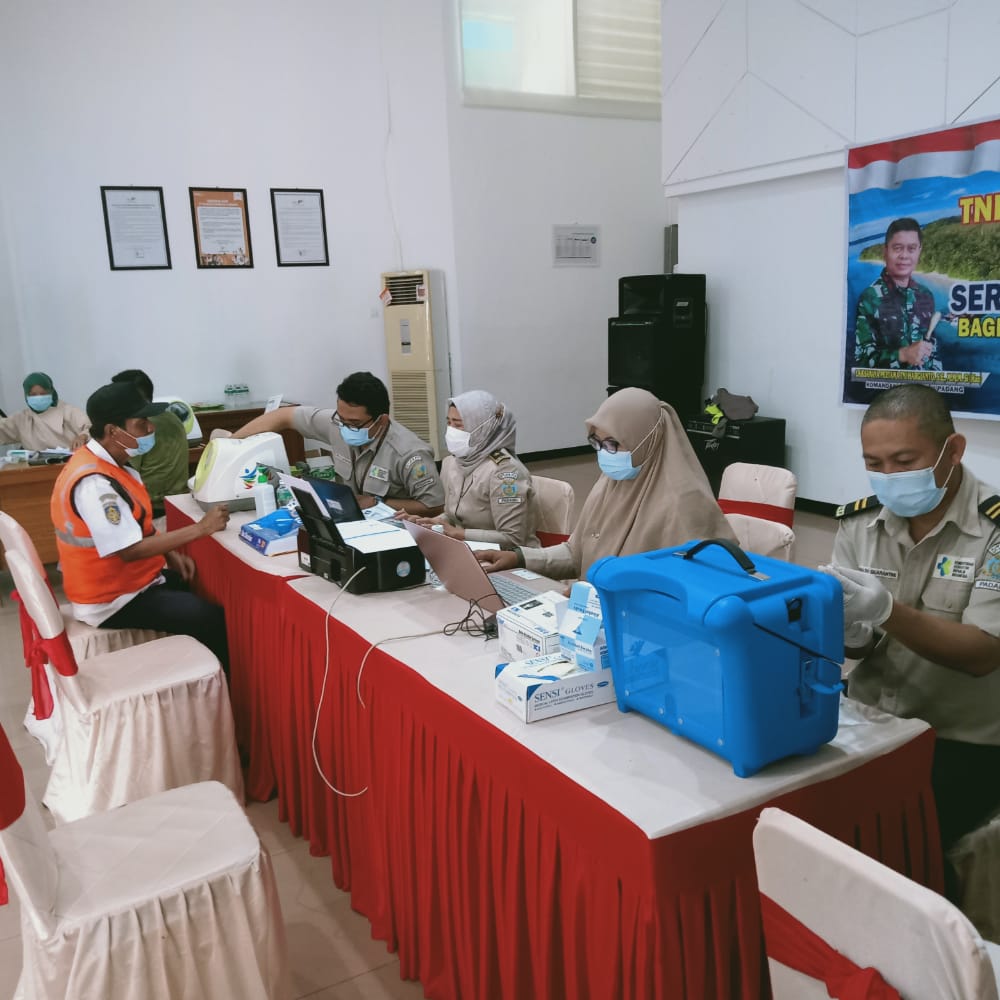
left=848, top=120, right=1000, bottom=193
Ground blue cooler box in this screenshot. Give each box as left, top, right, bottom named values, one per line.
left=588, top=538, right=844, bottom=777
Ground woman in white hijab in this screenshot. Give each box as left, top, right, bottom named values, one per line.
left=478, top=387, right=733, bottom=580
left=399, top=389, right=539, bottom=548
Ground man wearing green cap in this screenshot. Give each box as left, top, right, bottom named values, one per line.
left=0, top=372, right=89, bottom=451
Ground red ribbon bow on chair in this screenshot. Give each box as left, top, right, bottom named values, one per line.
left=12, top=590, right=78, bottom=721
left=760, top=893, right=902, bottom=1000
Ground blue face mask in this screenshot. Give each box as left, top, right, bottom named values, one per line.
left=339, top=424, right=372, bottom=447
left=27, top=394, right=53, bottom=413
left=597, top=449, right=641, bottom=481
left=868, top=439, right=954, bottom=517
left=119, top=430, right=156, bottom=458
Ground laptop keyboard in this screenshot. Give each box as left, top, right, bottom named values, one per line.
left=492, top=575, right=537, bottom=606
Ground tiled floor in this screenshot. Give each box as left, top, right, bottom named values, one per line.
left=0, top=455, right=839, bottom=999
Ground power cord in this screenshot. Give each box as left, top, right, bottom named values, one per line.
left=443, top=596, right=500, bottom=639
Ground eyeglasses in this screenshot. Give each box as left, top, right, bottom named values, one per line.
left=587, top=433, right=621, bottom=454
left=333, top=413, right=376, bottom=431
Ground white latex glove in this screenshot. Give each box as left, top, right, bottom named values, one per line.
left=844, top=620, right=874, bottom=650
left=821, top=564, right=894, bottom=627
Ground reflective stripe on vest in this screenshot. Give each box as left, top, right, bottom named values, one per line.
left=51, top=449, right=166, bottom=605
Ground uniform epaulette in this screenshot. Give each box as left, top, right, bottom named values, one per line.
left=489, top=448, right=510, bottom=465
left=980, top=495, right=1000, bottom=523
left=834, top=495, right=882, bottom=519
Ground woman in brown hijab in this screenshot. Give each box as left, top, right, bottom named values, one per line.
left=477, top=387, right=734, bottom=580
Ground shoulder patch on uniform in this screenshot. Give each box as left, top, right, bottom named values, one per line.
left=489, top=449, right=511, bottom=465
left=834, top=495, right=882, bottom=519
left=979, top=495, right=1000, bottom=523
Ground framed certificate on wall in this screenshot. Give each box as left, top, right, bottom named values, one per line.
left=189, top=187, right=253, bottom=268
left=100, top=186, right=171, bottom=270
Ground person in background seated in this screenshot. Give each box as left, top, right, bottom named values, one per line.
left=110, top=369, right=190, bottom=522
left=477, top=387, right=734, bottom=581
left=232, top=370, right=444, bottom=516
left=824, top=383, right=1000, bottom=858
left=0, top=372, right=89, bottom=451
left=397, top=390, right=539, bottom=548
left=50, top=382, right=231, bottom=670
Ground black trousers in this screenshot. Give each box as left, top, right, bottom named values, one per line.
left=101, top=570, right=229, bottom=673
left=932, top=738, right=1000, bottom=851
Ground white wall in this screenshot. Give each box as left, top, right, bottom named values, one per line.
left=665, top=0, right=1000, bottom=502
left=0, top=0, right=460, bottom=412
left=445, top=104, right=668, bottom=451
left=0, top=0, right=667, bottom=458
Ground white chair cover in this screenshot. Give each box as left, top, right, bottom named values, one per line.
left=718, top=462, right=797, bottom=513
left=5, top=549, right=243, bottom=824
left=532, top=475, right=575, bottom=535
left=1, top=774, right=289, bottom=1000
left=950, top=806, right=1000, bottom=942
left=723, top=512, right=796, bottom=561
left=753, top=806, right=1000, bottom=1000
left=0, top=511, right=163, bottom=762
left=718, top=463, right=797, bottom=561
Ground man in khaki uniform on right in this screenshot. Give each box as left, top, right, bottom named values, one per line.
left=824, top=384, right=1000, bottom=872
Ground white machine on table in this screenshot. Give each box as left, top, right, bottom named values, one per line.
left=190, top=433, right=290, bottom=511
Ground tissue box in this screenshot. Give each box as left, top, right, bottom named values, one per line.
left=496, top=591, right=569, bottom=661
left=238, top=508, right=302, bottom=556
left=495, top=652, right=616, bottom=723
left=558, top=581, right=609, bottom=672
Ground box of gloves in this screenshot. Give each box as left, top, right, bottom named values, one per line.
left=558, top=581, right=610, bottom=672
left=494, top=652, right=617, bottom=723
left=496, top=591, right=570, bottom=661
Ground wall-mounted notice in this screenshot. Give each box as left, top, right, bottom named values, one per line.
left=101, top=186, right=171, bottom=270
left=553, top=225, right=600, bottom=267
left=189, top=188, right=253, bottom=269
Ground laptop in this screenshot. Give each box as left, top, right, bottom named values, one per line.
left=402, top=520, right=563, bottom=614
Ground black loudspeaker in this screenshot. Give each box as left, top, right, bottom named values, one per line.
left=607, top=274, right=707, bottom=420
left=684, top=416, right=786, bottom=496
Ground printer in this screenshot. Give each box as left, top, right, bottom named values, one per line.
left=190, top=434, right=290, bottom=511
left=292, top=478, right=425, bottom=594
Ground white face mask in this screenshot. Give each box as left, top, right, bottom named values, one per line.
left=445, top=425, right=473, bottom=457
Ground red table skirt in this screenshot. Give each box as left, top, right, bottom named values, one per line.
left=166, top=505, right=303, bottom=801
left=278, top=585, right=942, bottom=1000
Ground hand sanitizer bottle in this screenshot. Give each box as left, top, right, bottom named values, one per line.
left=252, top=467, right=276, bottom=517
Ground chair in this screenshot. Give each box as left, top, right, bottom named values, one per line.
left=753, top=806, right=1000, bottom=999
left=532, top=475, right=575, bottom=547
left=717, top=462, right=797, bottom=561
left=0, top=511, right=162, bottom=763
left=949, top=804, right=1000, bottom=942
left=5, top=548, right=243, bottom=824
left=0, top=721, right=289, bottom=1000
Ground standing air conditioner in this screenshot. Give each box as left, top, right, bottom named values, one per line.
left=381, top=269, right=451, bottom=459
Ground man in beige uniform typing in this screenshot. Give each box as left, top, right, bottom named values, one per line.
left=232, top=371, right=444, bottom=516
left=824, top=384, right=1000, bottom=865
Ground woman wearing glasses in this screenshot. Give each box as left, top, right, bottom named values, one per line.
left=398, top=389, right=539, bottom=548
left=477, top=387, right=733, bottom=580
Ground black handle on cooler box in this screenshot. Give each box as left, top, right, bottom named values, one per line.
left=681, top=537, right=757, bottom=575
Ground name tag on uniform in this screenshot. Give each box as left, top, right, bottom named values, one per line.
left=859, top=565, right=897, bottom=580
left=369, top=465, right=389, bottom=482
left=933, top=555, right=976, bottom=581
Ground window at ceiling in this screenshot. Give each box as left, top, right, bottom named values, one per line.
left=459, top=0, right=661, bottom=120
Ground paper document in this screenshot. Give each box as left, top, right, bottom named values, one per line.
left=363, top=500, right=398, bottom=521
left=337, top=519, right=416, bottom=554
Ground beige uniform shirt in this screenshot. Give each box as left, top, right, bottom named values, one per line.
left=293, top=406, right=444, bottom=508
left=440, top=449, right=539, bottom=547
left=833, top=467, right=1000, bottom=744
left=0, top=402, right=89, bottom=451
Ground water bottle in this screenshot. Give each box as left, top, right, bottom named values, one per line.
left=252, top=467, right=276, bottom=517
left=275, top=482, right=295, bottom=509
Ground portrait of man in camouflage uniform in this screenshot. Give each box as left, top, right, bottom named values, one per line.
left=854, top=217, right=941, bottom=371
